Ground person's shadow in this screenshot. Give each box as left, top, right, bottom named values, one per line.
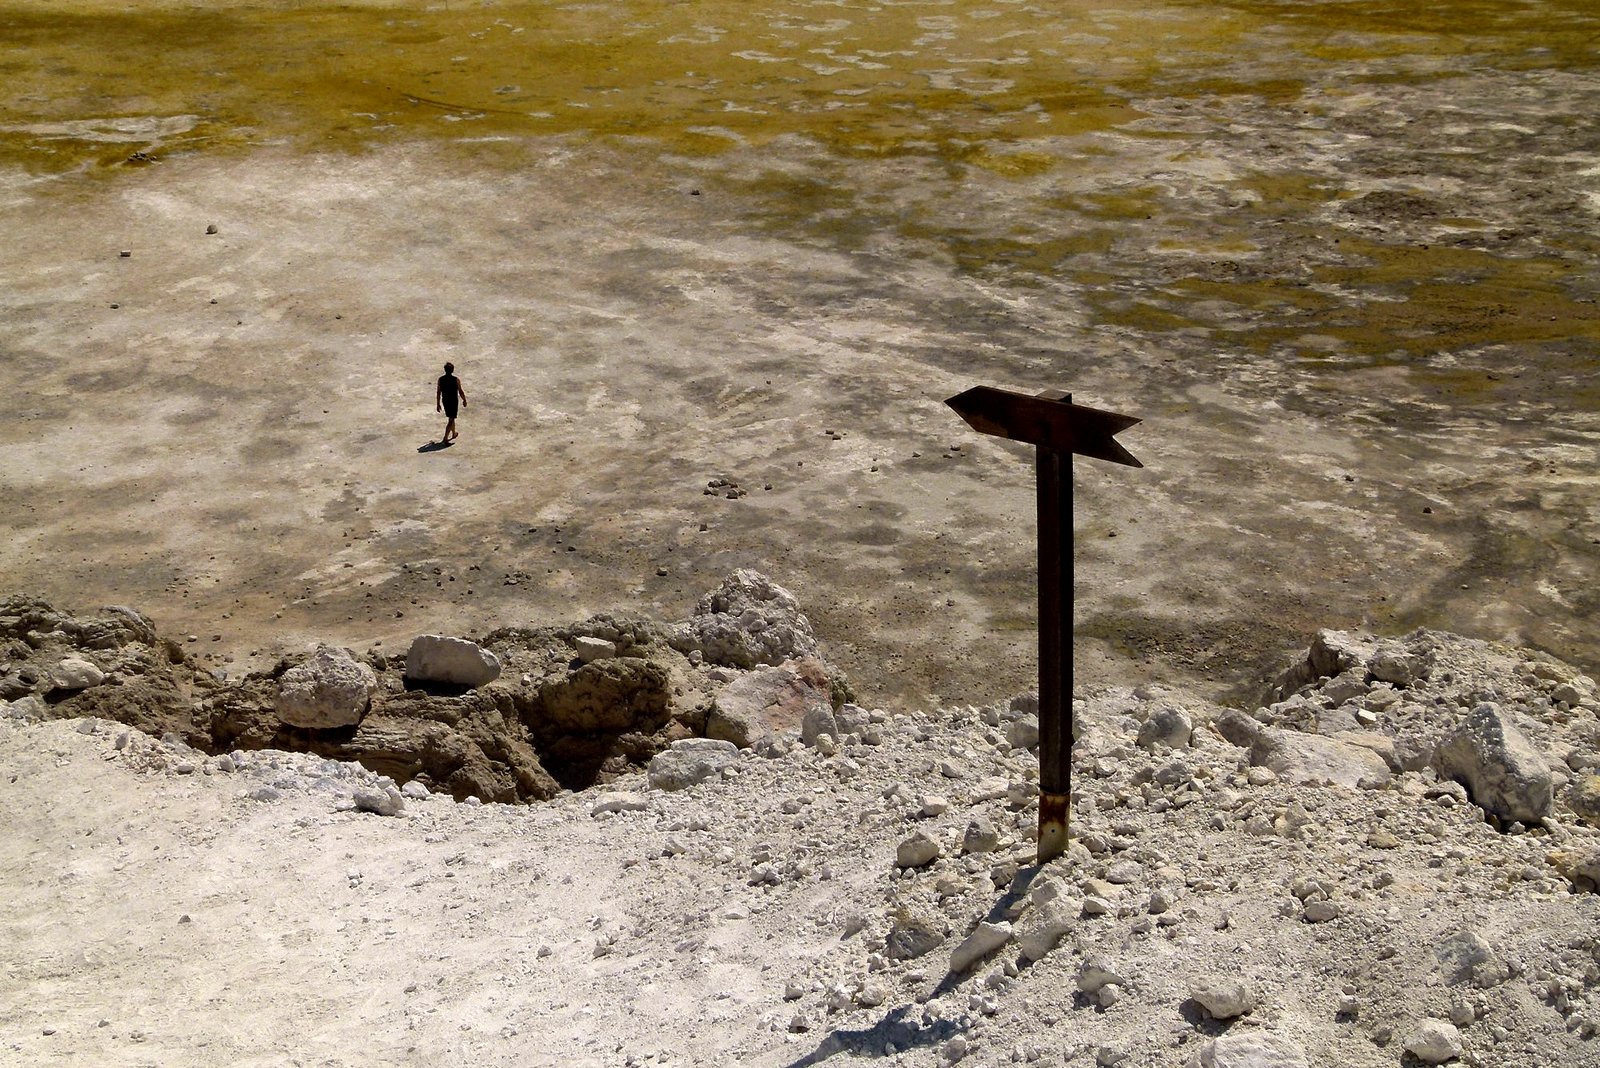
left=417, top=440, right=453, bottom=453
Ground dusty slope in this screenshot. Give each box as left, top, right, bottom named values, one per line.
left=5, top=626, right=1600, bottom=1068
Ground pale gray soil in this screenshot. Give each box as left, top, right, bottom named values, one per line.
left=4, top=626, right=1600, bottom=1068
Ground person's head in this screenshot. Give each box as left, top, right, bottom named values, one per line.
left=444, top=362, right=454, bottom=374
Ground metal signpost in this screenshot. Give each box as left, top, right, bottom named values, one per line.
left=946, top=386, right=1144, bottom=863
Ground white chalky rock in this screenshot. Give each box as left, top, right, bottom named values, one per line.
left=1435, top=702, right=1553, bottom=825
left=49, top=657, right=105, bottom=690
left=1369, top=650, right=1421, bottom=686
left=1082, top=896, right=1113, bottom=916
left=1191, top=978, right=1257, bottom=1019
left=1433, top=929, right=1497, bottom=984
left=1006, top=714, right=1040, bottom=750
left=1017, top=900, right=1075, bottom=962
left=590, top=792, right=648, bottom=815
left=961, top=816, right=1000, bottom=854
left=647, top=739, right=739, bottom=792
left=834, top=703, right=872, bottom=734
left=1077, top=957, right=1126, bottom=993
left=1104, top=860, right=1142, bottom=884
left=801, top=702, right=839, bottom=747
left=404, top=634, right=502, bottom=687
left=856, top=981, right=888, bottom=1008
left=971, top=777, right=1010, bottom=801
left=275, top=646, right=376, bottom=729
left=352, top=784, right=405, bottom=816
left=676, top=569, right=818, bottom=668
left=1137, top=703, right=1193, bottom=749
left=1030, top=875, right=1070, bottom=907
left=1303, top=899, right=1341, bottom=923
left=573, top=636, right=617, bottom=663
left=1404, top=1019, right=1464, bottom=1064
left=1187, top=1032, right=1309, bottom=1068
left=949, top=921, right=1013, bottom=973
left=896, top=830, right=943, bottom=869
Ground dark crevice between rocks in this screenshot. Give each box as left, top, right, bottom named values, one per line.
left=400, top=677, right=474, bottom=698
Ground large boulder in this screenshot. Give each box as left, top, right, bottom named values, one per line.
left=343, top=692, right=561, bottom=803
left=707, top=658, right=833, bottom=748
left=1435, top=702, right=1553, bottom=825
left=275, top=646, right=376, bottom=730
left=74, top=605, right=163, bottom=651
left=534, top=657, right=671, bottom=736
left=404, top=634, right=502, bottom=687
left=674, top=570, right=818, bottom=668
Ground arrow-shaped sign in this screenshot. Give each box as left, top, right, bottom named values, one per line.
left=946, top=386, right=1144, bottom=863
left=946, top=386, right=1143, bottom=467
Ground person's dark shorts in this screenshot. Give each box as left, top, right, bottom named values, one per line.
left=443, top=399, right=458, bottom=419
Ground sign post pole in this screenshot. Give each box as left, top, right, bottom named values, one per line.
left=1036, top=436, right=1072, bottom=861
left=946, top=386, right=1142, bottom=864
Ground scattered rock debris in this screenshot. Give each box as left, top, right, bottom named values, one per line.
left=4, top=597, right=1599, bottom=1066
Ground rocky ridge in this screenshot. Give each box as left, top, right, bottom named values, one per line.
left=4, top=590, right=1600, bottom=1067
left=0, top=569, right=842, bottom=803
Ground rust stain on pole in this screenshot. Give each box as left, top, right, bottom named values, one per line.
left=947, top=385, right=1143, bottom=864
left=1038, top=790, right=1070, bottom=862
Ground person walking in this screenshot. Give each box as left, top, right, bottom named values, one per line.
left=436, top=361, right=467, bottom=444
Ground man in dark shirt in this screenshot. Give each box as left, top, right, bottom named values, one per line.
left=435, top=362, right=467, bottom=444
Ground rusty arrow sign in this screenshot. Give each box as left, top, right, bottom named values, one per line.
left=946, top=386, right=1143, bottom=864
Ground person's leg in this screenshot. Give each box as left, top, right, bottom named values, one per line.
left=445, top=416, right=457, bottom=441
